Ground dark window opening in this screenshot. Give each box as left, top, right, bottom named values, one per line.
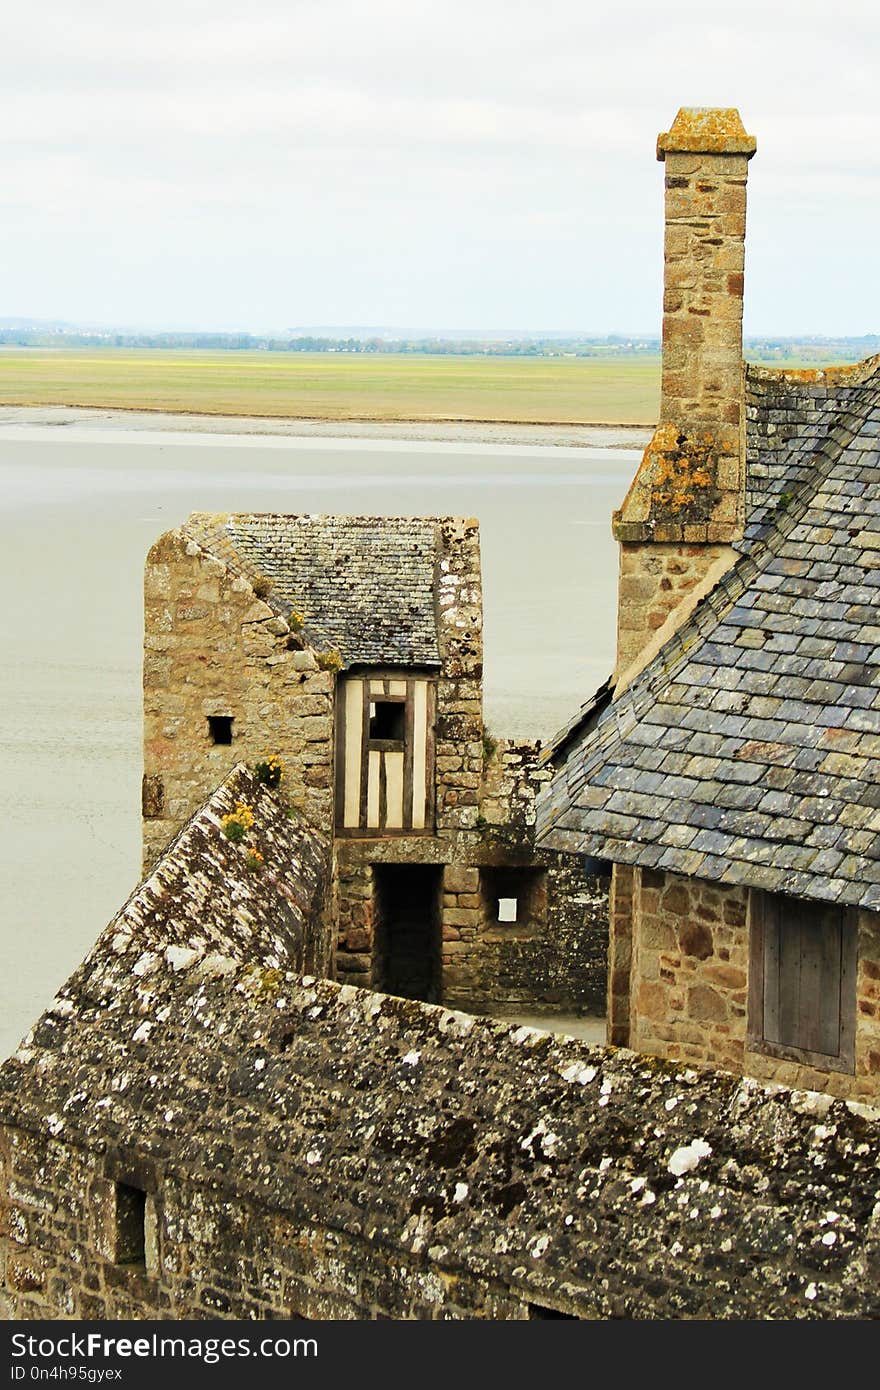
left=749, top=891, right=857, bottom=1073
left=208, top=715, right=233, bottom=745
left=114, top=1182, right=146, bottom=1266
left=582, top=855, right=613, bottom=879
left=369, top=700, right=405, bottom=742
left=479, top=868, right=547, bottom=935
left=528, top=1302, right=578, bottom=1319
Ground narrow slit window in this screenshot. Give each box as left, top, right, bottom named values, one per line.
left=114, top=1182, right=146, bottom=1266
left=497, top=897, right=518, bottom=923
left=369, top=701, right=405, bottom=742
left=208, top=715, right=233, bottom=745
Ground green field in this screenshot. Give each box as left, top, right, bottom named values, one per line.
left=0, top=349, right=661, bottom=425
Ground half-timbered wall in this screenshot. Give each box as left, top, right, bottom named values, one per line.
left=335, top=672, right=436, bottom=836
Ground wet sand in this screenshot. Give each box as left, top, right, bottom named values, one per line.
left=0, top=403, right=650, bottom=449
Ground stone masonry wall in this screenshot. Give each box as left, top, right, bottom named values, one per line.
left=334, top=739, right=609, bottom=1016
left=629, top=867, right=880, bottom=1100
left=433, top=518, right=484, bottom=837
left=4, top=978, right=880, bottom=1322
left=615, top=540, right=731, bottom=678
left=454, top=739, right=607, bottom=1016
left=142, top=530, right=335, bottom=870
left=0, top=1126, right=536, bottom=1321
left=607, top=864, right=635, bottom=1047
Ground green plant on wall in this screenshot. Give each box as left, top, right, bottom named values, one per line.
left=316, top=648, right=343, bottom=672
left=253, top=756, right=284, bottom=789
left=221, top=801, right=255, bottom=842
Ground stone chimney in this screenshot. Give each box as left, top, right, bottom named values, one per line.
left=613, top=108, right=756, bottom=683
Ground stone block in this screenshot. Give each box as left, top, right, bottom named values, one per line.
left=687, top=984, right=727, bottom=1022
left=444, top=866, right=480, bottom=893
left=678, top=921, right=713, bottom=960
left=145, top=565, right=171, bottom=600
left=299, top=717, right=333, bottom=743
left=443, top=909, right=480, bottom=929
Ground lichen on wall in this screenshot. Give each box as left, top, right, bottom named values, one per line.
left=3, top=970, right=880, bottom=1320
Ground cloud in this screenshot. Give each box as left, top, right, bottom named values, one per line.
left=1, top=0, right=878, bottom=331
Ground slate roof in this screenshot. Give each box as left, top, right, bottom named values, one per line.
left=185, top=513, right=442, bottom=669
left=2, top=827, right=880, bottom=1317
left=538, top=357, right=880, bottom=911
left=744, top=356, right=880, bottom=544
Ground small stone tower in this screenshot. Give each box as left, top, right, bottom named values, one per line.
left=141, top=512, right=608, bottom=1018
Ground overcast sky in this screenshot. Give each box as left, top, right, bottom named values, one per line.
left=2, top=0, right=878, bottom=336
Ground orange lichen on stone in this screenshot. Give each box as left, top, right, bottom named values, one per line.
left=613, top=421, right=740, bottom=536
left=748, top=354, right=880, bottom=386
left=653, top=428, right=717, bottom=510
left=657, top=108, right=757, bottom=160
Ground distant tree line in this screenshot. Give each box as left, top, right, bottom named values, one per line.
left=0, top=329, right=662, bottom=356
left=0, top=328, right=877, bottom=361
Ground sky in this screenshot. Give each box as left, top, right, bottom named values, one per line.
left=2, top=0, right=878, bottom=336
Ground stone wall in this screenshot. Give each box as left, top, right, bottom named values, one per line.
left=4, top=977, right=880, bottom=1321
left=607, top=863, right=634, bottom=1047
left=142, top=529, right=335, bottom=870
left=615, top=539, right=732, bottom=678
left=627, top=867, right=880, bottom=1100
left=433, top=518, right=484, bottom=837
left=0, top=1126, right=537, bottom=1320
left=334, top=739, right=609, bottom=1016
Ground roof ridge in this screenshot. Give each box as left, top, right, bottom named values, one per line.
left=746, top=351, right=880, bottom=389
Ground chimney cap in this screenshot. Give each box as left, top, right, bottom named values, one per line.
left=657, top=108, right=757, bottom=161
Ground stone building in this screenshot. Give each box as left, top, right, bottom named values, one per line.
left=2, top=768, right=878, bottom=1320
left=538, top=108, right=880, bottom=1100
left=4, top=103, right=880, bottom=1326
left=143, top=512, right=607, bottom=1018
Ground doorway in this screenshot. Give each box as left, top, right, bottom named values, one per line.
left=372, top=865, right=443, bottom=1003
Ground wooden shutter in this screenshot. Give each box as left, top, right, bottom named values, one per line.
left=749, top=891, right=857, bottom=1072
